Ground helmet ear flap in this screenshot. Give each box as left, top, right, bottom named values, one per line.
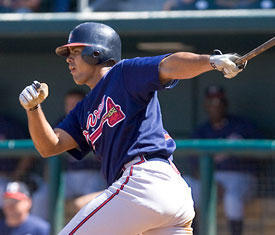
left=82, top=46, right=100, bottom=65
left=81, top=46, right=111, bottom=65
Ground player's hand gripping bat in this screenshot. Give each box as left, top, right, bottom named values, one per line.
left=235, top=36, right=275, bottom=66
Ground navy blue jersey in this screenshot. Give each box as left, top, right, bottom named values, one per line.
left=57, top=55, right=177, bottom=185
left=0, top=215, right=50, bottom=235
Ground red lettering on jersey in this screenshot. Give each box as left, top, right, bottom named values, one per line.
left=83, top=97, right=125, bottom=146
left=83, top=130, right=90, bottom=144
left=86, top=96, right=105, bottom=129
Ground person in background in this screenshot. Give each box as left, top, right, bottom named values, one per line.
left=163, top=0, right=210, bottom=10
left=0, top=115, right=37, bottom=218
left=184, top=85, right=262, bottom=235
left=89, top=0, right=124, bottom=11
left=53, top=0, right=125, bottom=12
left=32, top=89, right=106, bottom=222
left=214, top=0, right=274, bottom=9
left=61, top=89, right=106, bottom=222
left=0, top=181, right=50, bottom=235
left=0, top=0, right=41, bottom=13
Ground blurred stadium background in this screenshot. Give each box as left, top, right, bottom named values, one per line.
left=0, top=0, right=274, bottom=234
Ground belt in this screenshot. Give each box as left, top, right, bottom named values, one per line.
left=122, top=155, right=170, bottom=172
left=116, top=155, right=179, bottom=181
left=144, top=153, right=170, bottom=163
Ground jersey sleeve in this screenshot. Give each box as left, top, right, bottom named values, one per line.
left=122, top=54, right=178, bottom=102
left=55, top=103, right=91, bottom=160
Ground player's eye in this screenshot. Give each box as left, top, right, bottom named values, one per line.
left=71, top=47, right=82, bottom=56
left=73, top=50, right=81, bottom=55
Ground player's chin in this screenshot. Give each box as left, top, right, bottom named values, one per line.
left=72, top=76, right=85, bottom=85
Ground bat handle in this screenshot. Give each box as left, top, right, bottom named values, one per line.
left=235, top=57, right=247, bottom=66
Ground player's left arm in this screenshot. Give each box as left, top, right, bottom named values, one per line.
left=159, top=51, right=245, bottom=84
left=159, top=52, right=212, bottom=84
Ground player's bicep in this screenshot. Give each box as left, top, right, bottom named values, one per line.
left=159, top=56, right=174, bottom=85
left=159, top=53, right=186, bottom=83
left=54, top=128, right=79, bottom=153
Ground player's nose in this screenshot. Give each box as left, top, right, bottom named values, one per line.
left=66, top=55, right=73, bottom=64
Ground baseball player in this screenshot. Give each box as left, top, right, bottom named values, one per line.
left=19, top=22, right=246, bottom=235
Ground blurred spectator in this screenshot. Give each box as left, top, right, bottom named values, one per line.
left=53, top=0, right=72, bottom=12
left=0, top=0, right=41, bottom=12
left=60, top=89, right=106, bottom=221
left=214, top=0, right=274, bottom=9
left=0, top=181, right=50, bottom=235
left=163, top=0, right=210, bottom=10
left=32, top=89, right=106, bottom=222
left=259, top=0, right=274, bottom=8
left=184, top=85, right=262, bottom=235
left=54, top=0, right=125, bottom=12
left=31, top=163, right=49, bottom=221
left=0, top=115, right=38, bottom=218
left=61, top=89, right=106, bottom=204
left=89, top=0, right=166, bottom=12
left=89, top=0, right=123, bottom=11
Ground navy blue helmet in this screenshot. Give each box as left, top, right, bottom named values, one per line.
left=55, top=22, right=121, bottom=65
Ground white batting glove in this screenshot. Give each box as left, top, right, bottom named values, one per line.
left=19, top=81, right=49, bottom=111
left=210, top=50, right=247, bottom=79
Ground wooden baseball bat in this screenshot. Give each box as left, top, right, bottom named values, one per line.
left=235, top=36, right=275, bottom=65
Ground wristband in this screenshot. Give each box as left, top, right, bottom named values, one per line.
left=29, top=104, right=40, bottom=111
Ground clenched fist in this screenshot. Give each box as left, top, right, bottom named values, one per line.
left=19, top=81, right=49, bottom=111
left=210, top=50, right=247, bottom=79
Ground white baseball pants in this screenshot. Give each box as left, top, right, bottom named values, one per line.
left=59, top=156, right=195, bottom=235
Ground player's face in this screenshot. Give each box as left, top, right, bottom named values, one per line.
left=66, top=46, right=96, bottom=86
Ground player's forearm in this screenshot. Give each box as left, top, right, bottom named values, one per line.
left=159, top=52, right=213, bottom=83
left=26, top=106, right=60, bottom=157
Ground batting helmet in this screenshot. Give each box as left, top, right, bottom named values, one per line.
left=55, top=22, right=121, bottom=65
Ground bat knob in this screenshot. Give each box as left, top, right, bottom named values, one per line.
left=32, top=81, right=41, bottom=90
left=236, top=60, right=247, bottom=70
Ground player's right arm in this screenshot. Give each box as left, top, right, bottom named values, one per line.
left=19, top=81, right=78, bottom=157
